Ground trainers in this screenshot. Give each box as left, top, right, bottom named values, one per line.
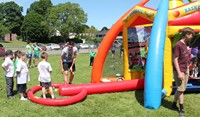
left=179, top=109, right=185, bottom=116
left=20, top=97, right=28, bottom=101
left=8, top=96, right=14, bottom=99
left=171, top=104, right=179, bottom=111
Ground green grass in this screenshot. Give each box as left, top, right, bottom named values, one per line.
left=0, top=40, right=27, bottom=47
left=0, top=52, right=200, bottom=117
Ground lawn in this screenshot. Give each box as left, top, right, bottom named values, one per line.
left=0, top=52, right=200, bottom=117
left=0, top=40, right=27, bottom=47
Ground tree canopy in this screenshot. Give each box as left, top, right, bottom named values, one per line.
left=21, top=12, right=49, bottom=42
left=1, top=2, right=23, bottom=40
left=47, top=2, right=87, bottom=42
left=27, top=0, right=52, bottom=16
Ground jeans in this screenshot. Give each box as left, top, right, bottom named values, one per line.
left=5, top=77, right=14, bottom=97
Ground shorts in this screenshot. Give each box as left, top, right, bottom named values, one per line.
left=40, top=82, right=52, bottom=88
left=173, top=71, right=189, bottom=92
left=34, top=54, right=39, bottom=59
left=26, top=54, right=32, bottom=59
left=111, top=50, right=115, bottom=54
left=17, top=84, right=27, bottom=93
left=63, top=62, right=76, bottom=72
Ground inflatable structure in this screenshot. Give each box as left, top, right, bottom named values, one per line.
left=28, top=0, right=200, bottom=109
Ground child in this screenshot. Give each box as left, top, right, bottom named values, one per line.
left=38, top=52, right=55, bottom=99
left=33, top=42, right=42, bottom=67
left=16, top=51, right=30, bottom=100
left=1, top=50, right=14, bottom=99
left=89, top=50, right=96, bottom=66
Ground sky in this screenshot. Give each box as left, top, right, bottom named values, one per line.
left=0, top=0, right=190, bottom=30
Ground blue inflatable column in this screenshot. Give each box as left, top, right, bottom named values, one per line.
left=144, top=0, right=169, bottom=109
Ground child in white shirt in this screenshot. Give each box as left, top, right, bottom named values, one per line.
left=16, top=51, right=30, bottom=101
left=38, top=52, right=55, bottom=99
left=1, top=50, right=14, bottom=99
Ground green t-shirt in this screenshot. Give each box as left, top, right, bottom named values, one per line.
left=34, top=46, right=40, bottom=55
left=90, top=52, right=96, bottom=57
left=14, top=58, right=18, bottom=73
left=26, top=44, right=32, bottom=54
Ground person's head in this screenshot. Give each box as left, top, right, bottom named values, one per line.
left=27, top=40, right=31, bottom=44
left=5, top=50, right=13, bottom=58
left=41, top=52, right=48, bottom=60
left=14, top=50, right=19, bottom=59
left=182, top=27, right=194, bottom=41
left=17, top=51, right=26, bottom=60
left=35, top=42, right=38, bottom=46
left=68, top=41, right=74, bottom=50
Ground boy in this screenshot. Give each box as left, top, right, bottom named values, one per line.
left=16, top=51, right=30, bottom=100
left=38, top=52, right=54, bottom=99
left=26, top=40, right=33, bottom=68
left=89, top=50, right=96, bottom=66
left=172, top=27, right=194, bottom=116
left=33, top=42, right=42, bottom=67
left=1, top=50, right=14, bottom=99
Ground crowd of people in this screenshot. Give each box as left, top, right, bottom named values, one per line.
left=1, top=41, right=78, bottom=101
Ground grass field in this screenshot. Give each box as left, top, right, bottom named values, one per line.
left=0, top=40, right=27, bottom=47
left=0, top=52, right=200, bottom=117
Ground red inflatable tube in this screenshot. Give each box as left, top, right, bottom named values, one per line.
left=59, top=79, right=144, bottom=96
left=27, top=79, right=144, bottom=106
left=27, top=84, right=87, bottom=106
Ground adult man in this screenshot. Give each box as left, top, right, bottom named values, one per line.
left=60, top=41, right=77, bottom=84
left=172, top=27, right=194, bottom=116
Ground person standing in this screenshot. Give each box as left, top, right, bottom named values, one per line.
left=60, top=41, right=78, bottom=84
left=33, top=42, right=42, bottom=67
left=110, top=44, right=116, bottom=59
left=89, top=49, right=96, bottom=66
left=1, top=50, right=14, bottom=99
left=26, top=40, right=33, bottom=68
left=171, top=27, right=194, bottom=116
left=16, top=51, right=30, bottom=100
left=38, top=52, right=55, bottom=99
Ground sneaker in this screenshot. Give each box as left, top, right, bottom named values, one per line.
left=179, top=109, right=185, bottom=116
left=171, top=104, right=179, bottom=111
left=20, top=97, right=28, bottom=101
left=8, top=96, right=14, bottom=99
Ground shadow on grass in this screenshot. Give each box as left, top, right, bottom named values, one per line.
left=135, top=89, right=144, bottom=106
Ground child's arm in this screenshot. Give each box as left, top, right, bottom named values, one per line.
left=2, top=61, right=9, bottom=72
left=2, top=66, right=8, bottom=72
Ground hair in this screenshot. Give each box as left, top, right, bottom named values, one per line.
left=182, top=27, right=195, bottom=37
left=5, top=50, right=13, bottom=56
left=41, top=52, right=48, bottom=59
left=14, top=50, right=19, bottom=59
left=68, top=41, right=74, bottom=46
left=17, top=50, right=25, bottom=58
left=27, top=40, right=30, bottom=44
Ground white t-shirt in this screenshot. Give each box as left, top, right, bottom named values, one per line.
left=2, top=57, right=14, bottom=77
left=38, top=61, right=52, bottom=82
left=61, top=47, right=78, bottom=63
left=16, top=60, right=30, bottom=84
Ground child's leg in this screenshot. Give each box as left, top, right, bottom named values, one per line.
left=42, top=87, right=46, bottom=98
left=6, top=77, right=14, bottom=98
left=49, top=87, right=55, bottom=99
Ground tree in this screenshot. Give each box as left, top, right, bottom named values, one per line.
left=21, top=12, right=49, bottom=42
left=81, top=25, right=98, bottom=43
left=27, top=0, right=52, bottom=16
left=1, top=1, right=23, bottom=41
left=0, top=3, right=9, bottom=40
left=47, top=2, right=87, bottom=42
